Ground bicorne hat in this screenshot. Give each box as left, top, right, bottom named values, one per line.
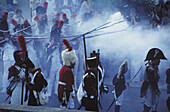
left=144, top=48, right=167, bottom=61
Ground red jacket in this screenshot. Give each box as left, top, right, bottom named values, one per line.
left=58, top=65, right=74, bottom=102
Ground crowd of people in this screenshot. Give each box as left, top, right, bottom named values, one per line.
left=148, top=0, right=170, bottom=29
left=0, top=0, right=170, bottom=112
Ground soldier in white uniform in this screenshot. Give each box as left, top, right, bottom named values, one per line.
left=8, top=50, right=35, bottom=105
left=0, top=12, right=16, bottom=92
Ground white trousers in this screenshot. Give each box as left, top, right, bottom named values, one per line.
left=11, top=81, right=28, bottom=105
left=113, top=90, right=125, bottom=106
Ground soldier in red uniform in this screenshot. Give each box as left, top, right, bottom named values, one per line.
left=58, top=39, right=78, bottom=109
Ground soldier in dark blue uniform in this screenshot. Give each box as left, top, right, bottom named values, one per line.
left=21, top=20, right=32, bottom=37
left=77, top=50, right=108, bottom=111
left=140, top=48, right=167, bottom=112
left=112, top=59, right=129, bottom=112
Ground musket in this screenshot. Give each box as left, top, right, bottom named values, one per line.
left=83, top=35, right=87, bottom=69
left=21, top=80, right=24, bottom=105
left=11, top=24, right=36, bottom=35
left=0, top=39, right=6, bottom=44
left=11, top=36, right=50, bottom=39
left=85, top=29, right=127, bottom=39
left=96, top=20, right=126, bottom=31
left=63, top=21, right=81, bottom=28
left=67, top=20, right=127, bottom=41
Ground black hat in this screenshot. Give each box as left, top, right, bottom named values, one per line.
left=90, top=50, right=100, bottom=60
left=144, top=48, right=167, bottom=61
left=13, top=50, right=23, bottom=64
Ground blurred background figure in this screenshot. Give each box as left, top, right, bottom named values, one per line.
left=13, top=8, right=24, bottom=24
left=126, top=8, right=141, bottom=27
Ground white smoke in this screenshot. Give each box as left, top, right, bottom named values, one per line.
left=80, top=11, right=170, bottom=84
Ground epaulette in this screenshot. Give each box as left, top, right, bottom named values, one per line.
left=145, top=62, right=151, bottom=68
left=145, top=62, right=153, bottom=71
left=146, top=64, right=154, bottom=72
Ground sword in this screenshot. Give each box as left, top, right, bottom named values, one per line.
left=106, top=98, right=115, bottom=111
left=127, top=66, right=142, bottom=85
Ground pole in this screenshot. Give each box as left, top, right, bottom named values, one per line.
left=21, top=80, right=24, bottom=105
left=96, top=49, right=99, bottom=110
left=83, top=35, right=87, bottom=69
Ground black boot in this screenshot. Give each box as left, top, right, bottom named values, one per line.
left=115, top=105, right=120, bottom=112
left=152, top=111, right=157, bottom=112
left=143, top=104, right=151, bottom=112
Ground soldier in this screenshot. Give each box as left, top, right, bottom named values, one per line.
left=82, top=9, right=93, bottom=22
left=126, top=8, right=141, bottom=27
left=58, top=39, right=78, bottom=109
left=32, top=2, right=48, bottom=68
left=50, top=19, right=63, bottom=43
left=112, top=59, right=129, bottom=112
left=21, top=20, right=32, bottom=37
left=7, top=35, right=35, bottom=105
left=21, top=19, right=40, bottom=68
left=140, top=48, right=167, bottom=112
left=0, top=12, right=16, bottom=92
left=52, top=12, right=61, bottom=24
left=13, top=8, right=24, bottom=25
left=0, top=12, right=10, bottom=46
left=33, top=2, right=48, bottom=35
left=62, top=13, right=69, bottom=24
left=56, top=12, right=61, bottom=20
left=33, top=14, right=48, bottom=35
left=44, top=20, right=64, bottom=97
left=62, top=13, right=70, bottom=35
left=7, top=50, right=35, bottom=105
left=10, top=18, right=22, bottom=49
left=77, top=50, right=108, bottom=111
left=26, top=68, right=48, bottom=106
